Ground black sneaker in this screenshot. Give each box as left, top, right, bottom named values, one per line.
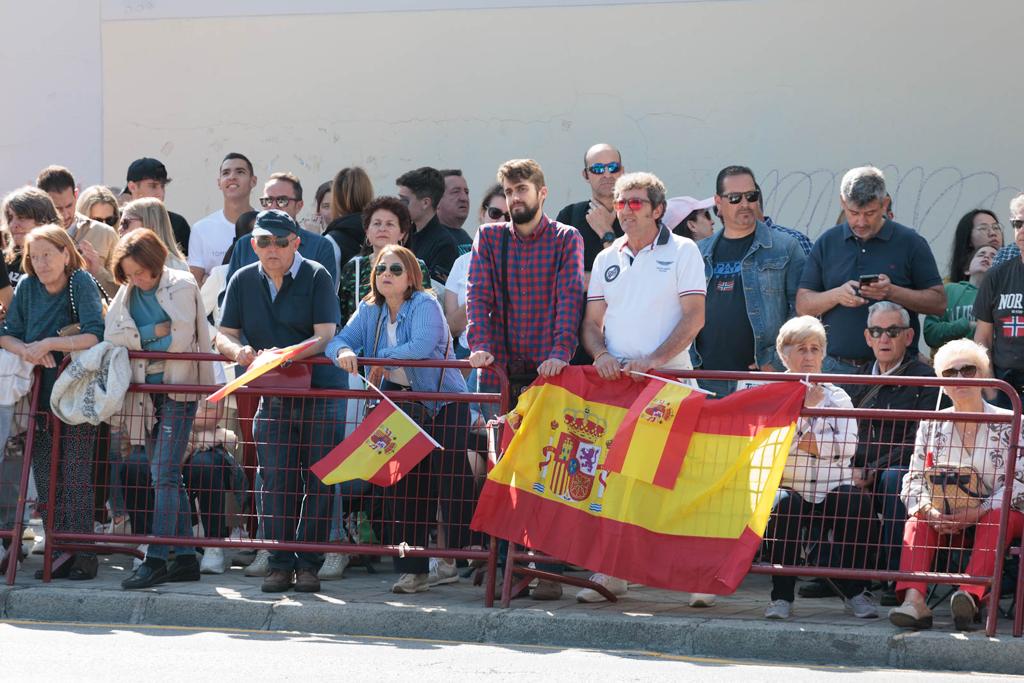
left=164, top=555, right=201, bottom=582
left=122, top=561, right=169, bottom=590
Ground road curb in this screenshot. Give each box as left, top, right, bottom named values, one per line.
left=2, top=584, right=1022, bottom=674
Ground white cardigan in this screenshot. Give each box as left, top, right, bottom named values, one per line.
left=781, top=383, right=857, bottom=503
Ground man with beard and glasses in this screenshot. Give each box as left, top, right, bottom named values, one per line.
left=466, top=158, right=584, bottom=601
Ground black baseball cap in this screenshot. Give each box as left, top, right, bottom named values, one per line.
left=126, top=157, right=171, bottom=184
left=251, top=210, right=300, bottom=237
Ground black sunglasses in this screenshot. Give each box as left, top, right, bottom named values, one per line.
left=254, top=235, right=293, bottom=249
left=586, top=162, right=622, bottom=175
left=1012, top=219, right=1024, bottom=230
left=259, top=196, right=297, bottom=209
left=486, top=206, right=511, bottom=222
left=96, top=215, right=118, bottom=227
left=719, top=190, right=761, bottom=205
left=941, top=364, right=978, bottom=378
left=867, top=325, right=910, bottom=339
left=375, top=263, right=405, bottom=276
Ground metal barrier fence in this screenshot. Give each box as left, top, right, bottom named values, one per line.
left=1, top=370, right=41, bottom=584
left=7, top=352, right=507, bottom=606
left=500, top=370, right=1024, bottom=638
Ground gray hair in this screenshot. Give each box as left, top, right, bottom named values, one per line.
left=614, top=172, right=666, bottom=213
left=775, top=315, right=827, bottom=367
left=840, top=166, right=887, bottom=207
left=1010, top=192, right=1024, bottom=219
left=867, top=301, right=911, bottom=327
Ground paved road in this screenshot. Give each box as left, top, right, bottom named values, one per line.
left=1, top=620, right=1015, bottom=681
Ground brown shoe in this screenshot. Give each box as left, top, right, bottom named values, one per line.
left=531, top=579, right=563, bottom=601
left=294, top=568, right=321, bottom=593
left=261, top=569, right=294, bottom=593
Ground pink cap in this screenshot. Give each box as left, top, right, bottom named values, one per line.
left=663, top=196, right=714, bottom=230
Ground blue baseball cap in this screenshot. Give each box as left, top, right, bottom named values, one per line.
left=251, top=209, right=300, bottom=237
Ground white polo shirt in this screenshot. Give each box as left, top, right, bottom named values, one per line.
left=588, top=225, right=706, bottom=370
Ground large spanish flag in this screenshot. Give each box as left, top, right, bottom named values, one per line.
left=471, top=367, right=806, bottom=595
left=310, top=400, right=440, bottom=486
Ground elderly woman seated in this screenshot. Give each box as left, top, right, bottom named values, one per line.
left=889, top=339, right=1024, bottom=631
left=763, top=316, right=877, bottom=620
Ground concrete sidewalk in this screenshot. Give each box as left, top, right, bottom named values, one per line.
left=1, top=549, right=1022, bottom=675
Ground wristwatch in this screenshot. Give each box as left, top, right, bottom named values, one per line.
left=601, top=231, right=616, bottom=244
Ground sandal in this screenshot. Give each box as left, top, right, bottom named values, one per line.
left=68, top=554, right=99, bottom=581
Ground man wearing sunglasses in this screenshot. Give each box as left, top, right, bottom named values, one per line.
left=188, top=153, right=257, bottom=287
left=225, top=172, right=338, bottom=287
left=215, top=209, right=345, bottom=594
left=691, top=166, right=805, bottom=396
left=125, top=157, right=191, bottom=256
left=556, top=143, right=625, bottom=286
left=797, top=166, right=945, bottom=372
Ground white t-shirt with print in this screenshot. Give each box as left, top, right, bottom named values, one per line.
left=447, top=251, right=472, bottom=348
left=187, top=210, right=235, bottom=275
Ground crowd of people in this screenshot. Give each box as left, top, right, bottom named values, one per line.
left=1, top=146, right=1023, bottom=633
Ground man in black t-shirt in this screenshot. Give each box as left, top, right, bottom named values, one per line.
left=396, top=166, right=459, bottom=286
left=125, top=157, right=191, bottom=255
left=974, top=219, right=1024, bottom=404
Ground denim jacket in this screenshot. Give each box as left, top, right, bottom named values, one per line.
left=692, top=221, right=805, bottom=371
left=325, top=291, right=467, bottom=416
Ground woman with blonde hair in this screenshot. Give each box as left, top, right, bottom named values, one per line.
left=0, top=225, right=105, bottom=580
left=118, top=198, right=188, bottom=272
left=76, top=185, right=121, bottom=228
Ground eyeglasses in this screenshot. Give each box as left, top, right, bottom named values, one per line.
left=719, top=191, right=761, bottom=205
left=485, top=206, right=511, bottom=222
left=586, top=162, right=622, bottom=175
left=867, top=325, right=910, bottom=339
left=254, top=235, right=293, bottom=249
left=375, top=263, right=405, bottom=276
left=613, top=198, right=651, bottom=211
left=941, top=364, right=978, bottom=378
left=1011, top=219, right=1024, bottom=230
left=972, top=223, right=1002, bottom=233
left=259, top=196, right=298, bottom=209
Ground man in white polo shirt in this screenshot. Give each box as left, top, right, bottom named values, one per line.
left=576, top=171, right=706, bottom=603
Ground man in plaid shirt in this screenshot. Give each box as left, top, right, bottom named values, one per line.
left=467, top=158, right=584, bottom=395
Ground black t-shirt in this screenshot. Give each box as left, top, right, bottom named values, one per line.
left=169, top=211, right=191, bottom=256
left=447, top=226, right=473, bottom=256
left=0, top=256, right=9, bottom=291
left=556, top=200, right=622, bottom=272
left=696, top=233, right=756, bottom=371
left=974, top=258, right=1024, bottom=372
left=408, top=214, right=459, bottom=285
left=6, top=254, right=24, bottom=290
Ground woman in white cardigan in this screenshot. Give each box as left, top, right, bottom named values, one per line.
left=889, top=339, right=1024, bottom=631
left=104, top=229, right=215, bottom=590
left=763, top=316, right=876, bottom=621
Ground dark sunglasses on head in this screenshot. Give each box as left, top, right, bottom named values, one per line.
left=587, top=162, right=622, bottom=175
left=259, top=196, right=297, bottom=209
left=941, top=364, right=978, bottom=378
left=867, top=325, right=910, bottom=339
left=1012, top=219, right=1024, bottom=230
left=613, top=197, right=651, bottom=211
left=375, top=263, right=405, bottom=276
left=97, top=215, right=118, bottom=227
left=719, top=190, right=761, bottom=205
left=486, top=206, right=511, bottom=222
left=254, top=235, right=292, bottom=248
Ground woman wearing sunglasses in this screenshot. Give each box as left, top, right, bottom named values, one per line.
left=76, top=185, right=121, bottom=229
left=326, top=245, right=474, bottom=594
left=889, top=339, right=1024, bottom=631
left=924, top=245, right=996, bottom=353
left=118, top=198, right=189, bottom=273
left=337, top=196, right=430, bottom=323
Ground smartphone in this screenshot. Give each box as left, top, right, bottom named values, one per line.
left=859, top=274, right=880, bottom=287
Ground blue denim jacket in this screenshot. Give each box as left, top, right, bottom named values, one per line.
left=325, top=291, right=467, bottom=415
left=692, top=221, right=805, bottom=371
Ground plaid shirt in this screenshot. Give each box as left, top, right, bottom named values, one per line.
left=764, top=216, right=813, bottom=256
left=994, top=243, right=1020, bottom=267
left=467, top=214, right=584, bottom=369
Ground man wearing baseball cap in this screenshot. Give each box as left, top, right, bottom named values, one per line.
left=214, top=209, right=344, bottom=594
left=125, top=157, right=191, bottom=255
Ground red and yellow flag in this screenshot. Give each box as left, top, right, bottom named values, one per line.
left=471, top=367, right=806, bottom=595
left=310, top=401, right=439, bottom=486
left=603, top=378, right=705, bottom=489
left=206, top=336, right=320, bottom=403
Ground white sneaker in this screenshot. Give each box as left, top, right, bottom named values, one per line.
left=688, top=593, right=718, bottom=608
left=244, top=549, right=271, bottom=577
left=318, top=553, right=350, bottom=580
left=132, top=544, right=148, bottom=570
left=392, top=572, right=429, bottom=593
left=200, top=547, right=228, bottom=574
left=764, top=599, right=792, bottom=620
left=427, top=558, right=459, bottom=586
left=845, top=590, right=878, bottom=619
left=576, top=573, right=629, bottom=603
left=31, top=533, right=46, bottom=555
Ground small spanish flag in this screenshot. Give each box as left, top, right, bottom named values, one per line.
left=604, top=378, right=705, bottom=489
left=310, top=400, right=440, bottom=486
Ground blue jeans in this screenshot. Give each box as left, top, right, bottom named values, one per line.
left=254, top=396, right=342, bottom=571
left=876, top=467, right=908, bottom=571
left=146, top=396, right=197, bottom=560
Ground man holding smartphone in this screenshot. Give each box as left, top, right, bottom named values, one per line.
left=796, top=166, right=945, bottom=372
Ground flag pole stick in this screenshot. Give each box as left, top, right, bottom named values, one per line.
left=357, top=372, right=442, bottom=448
left=627, top=370, right=716, bottom=396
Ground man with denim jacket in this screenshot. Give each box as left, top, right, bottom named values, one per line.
left=691, top=166, right=806, bottom=397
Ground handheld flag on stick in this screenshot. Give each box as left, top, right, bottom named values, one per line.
left=205, top=336, right=320, bottom=403
left=311, top=373, right=441, bottom=486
